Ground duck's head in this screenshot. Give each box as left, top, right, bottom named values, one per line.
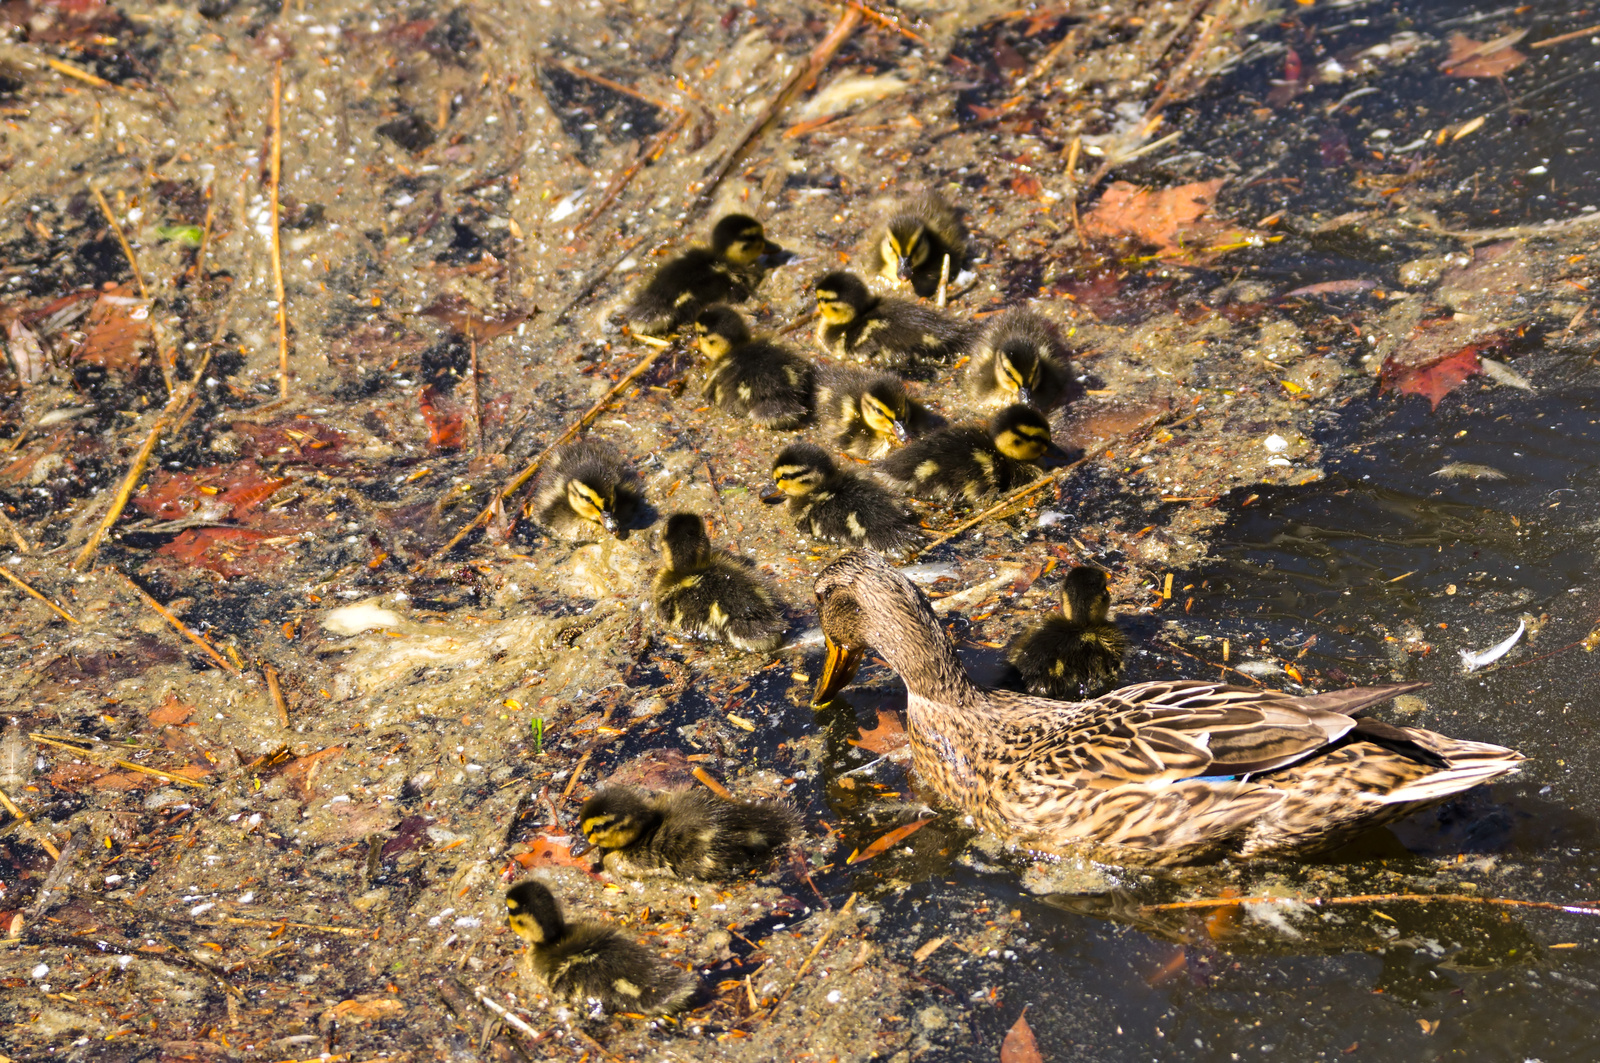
left=693, top=305, right=750, bottom=361
left=579, top=787, right=660, bottom=851
left=505, top=880, right=564, bottom=945
left=992, top=339, right=1044, bottom=407
left=990, top=404, right=1051, bottom=462
left=565, top=475, right=624, bottom=537
left=710, top=213, right=773, bottom=267
left=661, top=512, right=714, bottom=570
left=1060, top=566, right=1111, bottom=624
left=812, top=550, right=965, bottom=706
left=765, top=442, right=835, bottom=502
left=879, top=213, right=933, bottom=286
left=814, top=271, right=871, bottom=326
left=860, top=378, right=912, bottom=445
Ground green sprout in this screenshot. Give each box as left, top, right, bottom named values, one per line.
left=530, top=716, right=545, bottom=755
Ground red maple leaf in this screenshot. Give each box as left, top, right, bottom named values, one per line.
left=1380, top=345, right=1483, bottom=411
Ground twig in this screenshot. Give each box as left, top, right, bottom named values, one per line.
left=216, top=916, right=374, bottom=937
left=454, top=979, right=544, bottom=1041
left=0, top=565, right=76, bottom=623
left=431, top=343, right=672, bottom=558
left=0, top=509, right=28, bottom=553
left=542, top=60, right=675, bottom=111
left=760, top=892, right=857, bottom=1023
left=1142, top=892, right=1600, bottom=917
left=692, top=6, right=861, bottom=209
left=71, top=348, right=213, bottom=571
left=558, top=704, right=616, bottom=803
left=45, top=56, right=112, bottom=90
left=27, top=733, right=210, bottom=789
left=692, top=765, right=732, bottom=799
left=574, top=108, right=689, bottom=235
left=1153, top=638, right=1262, bottom=685
left=89, top=184, right=148, bottom=299
left=270, top=60, right=290, bottom=400
left=466, top=317, right=484, bottom=452
left=111, top=570, right=240, bottom=675
left=265, top=665, right=290, bottom=727
left=845, top=0, right=927, bottom=44
left=551, top=229, right=658, bottom=325
left=0, top=783, right=61, bottom=860
left=1530, top=23, right=1600, bottom=48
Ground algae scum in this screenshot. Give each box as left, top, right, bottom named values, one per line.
left=1, top=0, right=1599, bottom=1059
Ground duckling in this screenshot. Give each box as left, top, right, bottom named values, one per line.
left=580, top=784, right=800, bottom=880
left=625, top=214, right=777, bottom=336
left=505, top=880, right=694, bottom=1015
left=694, top=306, right=814, bottom=429
left=875, top=404, right=1051, bottom=505
left=766, top=442, right=922, bottom=555
left=530, top=440, right=644, bottom=541
left=814, top=270, right=974, bottom=370
left=653, top=512, right=787, bottom=652
left=1005, top=567, right=1128, bottom=699
left=873, top=191, right=968, bottom=298
left=966, top=308, right=1073, bottom=412
left=814, top=364, right=940, bottom=460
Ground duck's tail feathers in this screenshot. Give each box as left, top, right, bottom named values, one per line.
left=1293, top=681, right=1429, bottom=718
left=1377, top=733, right=1526, bottom=804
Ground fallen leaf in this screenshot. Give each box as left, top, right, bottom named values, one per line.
left=849, top=710, right=908, bottom=754
left=1283, top=279, right=1375, bottom=297
left=134, top=462, right=291, bottom=523
left=149, top=695, right=193, bottom=726
left=418, top=384, right=464, bottom=450
left=156, top=527, right=292, bottom=578
left=846, top=817, right=932, bottom=864
left=1000, top=1008, right=1043, bottom=1063
left=274, top=744, right=347, bottom=801
left=513, top=833, right=591, bottom=870
left=75, top=287, right=150, bottom=373
left=1084, top=179, right=1251, bottom=254
left=232, top=419, right=348, bottom=466
left=1008, top=174, right=1043, bottom=198
left=421, top=293, right=532, bottom=341
left=1380, top=345, right=1483, bottom=411
left=323, top=998, right=404, bottom=1023
left=913, top=935, right=947, bottom=962
left=1440, top=32, right=1527, bottom=79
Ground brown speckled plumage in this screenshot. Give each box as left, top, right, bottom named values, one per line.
left=813, top=551, right=1525, bottom=865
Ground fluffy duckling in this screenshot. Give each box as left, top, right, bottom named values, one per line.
left=966, top=308, right=1072, bottom=412
left=1005, top=567, right=1128, bottom=699
left=875, top=404, right=1051, bottom=504
left=580, top=785, right=800, bottom=880
left=873, top=191, right=968, bottom=298
left=530, top=441, right=645, bottom=541
left=653, top=512, right=787, bottom=653
left=694, top=306, right=814, bottom=429
left=766, top=442, right=922, bottom=555
left=814, top=364, right=940, bottom=460
left=505, top=880, right=694, bottom=1015
left=625, top=214, right=777, bottom=336
left=814, top=270, right=973, bottom=370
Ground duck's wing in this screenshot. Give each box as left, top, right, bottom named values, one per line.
left=991, top=680, right=1427, bottom=785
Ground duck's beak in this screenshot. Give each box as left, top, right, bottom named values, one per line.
left=601, top=511, right=620, bottom=535
left=1016, top=385, right=1033, bottom=407
left=891, top=419, right=909, bottom=444
left=759, top=487, right=786, bottom=505
left=813, top=635, right=864, bottom=707
left=895, top=255, right=914, bottom=284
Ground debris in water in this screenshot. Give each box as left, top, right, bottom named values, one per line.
left=1432, top=463, right=1507, bottom=480
left=1459, top=620, right=1525, bottom=672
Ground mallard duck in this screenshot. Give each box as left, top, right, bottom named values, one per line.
left=530, top=440, right=645, bottom=541
left=766, top=442, right=922, bottom=556
left=814, top=270, right=973, bottom=370
left=505, top=880, right=695, bottom=1014
left=1006, top=567, right=1126, bottom=699
left=653, top=512, right=787, bottom=652
left=872, top=191, right=968, bottom=298
left=814, top=364, right=939, bottom=460
left=625, top=214, right=777, bottom=336
left=694, top=306, right=814, bottom=429
left=580, top=784, right=800, bottom=880
left=874, top=404, right=1051, bottom=504
left=811, top=551, right=1526, bottom=865
left=966, top=308, right=1072, bottom=412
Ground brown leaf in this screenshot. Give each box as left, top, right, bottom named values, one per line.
left=1083, top=179, right=1236, bottom=253
left=849, top=710, right=908, bottom=755
left=134, top=462, right=291, bottom=523
left=1380, top=345, right=1483, bottom=411
left=1000, top=1008, right=1043, bottom=1063
left=846, top=817, right=931, bottom=864
left=156, top=527, right=291, bottom=578
left=149, top=694, right=193, bottom=726
left=421, top=293, right=532, bottom=341
left=75, top=287, right=150, bottom=373
left=1440, top=32, right=1526, bottom=79
left=232, top=419, right=348, bottom=466
left=512, top=833, right=593, bottom=871
left=275, top=745, right=347, bottom=801
left=418, top=384, right=465, bottom=451
left=323, top=998, right=404, bottom=1023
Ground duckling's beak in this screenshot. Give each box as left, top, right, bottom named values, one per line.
left=601, top=511, right=620, bottom=535
left=891, top=420, right=909, bottom=444
left=894, top=255, right=914, bottom=283
left=1016, top=386, right=1033, bottom=407
left=759, top=487, right=787, bottom=505
left=813, top=635, right=864, bottom=707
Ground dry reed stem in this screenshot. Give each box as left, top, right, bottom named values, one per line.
left=1531, top=23, right=1600, bottom=48
left=432, top=342, right=672, bottom=558
left=45, top=56, right=113, bottom=88
left=28, top=733, right=211, bottom=789
left=0, top=510, right=29, bottom=553
left=467, top=317, right=484, bottom=452
left=265, top=665, right=290, bottom=727
left=0, top=565, right=76, bottom=623
left=71, top=348, right=213, bottom=571
left=575, top=108, right=689, bottom=235
left=89, top=184, right=148, bottom=299
left=692, top=765, right=733, bottom=799
left=0, top=783, right=61, bottom=859
left=1143, top=893, right=1600, bottom=917
left=112, top=569, right=240, bottom=675
left=455, top=980, right=544, bottom=1040
left=218, top=916, right=374, bottom=937
left=760, top=892, right=858, bottom=1023
left=270, top=60, right=290, bottom=399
